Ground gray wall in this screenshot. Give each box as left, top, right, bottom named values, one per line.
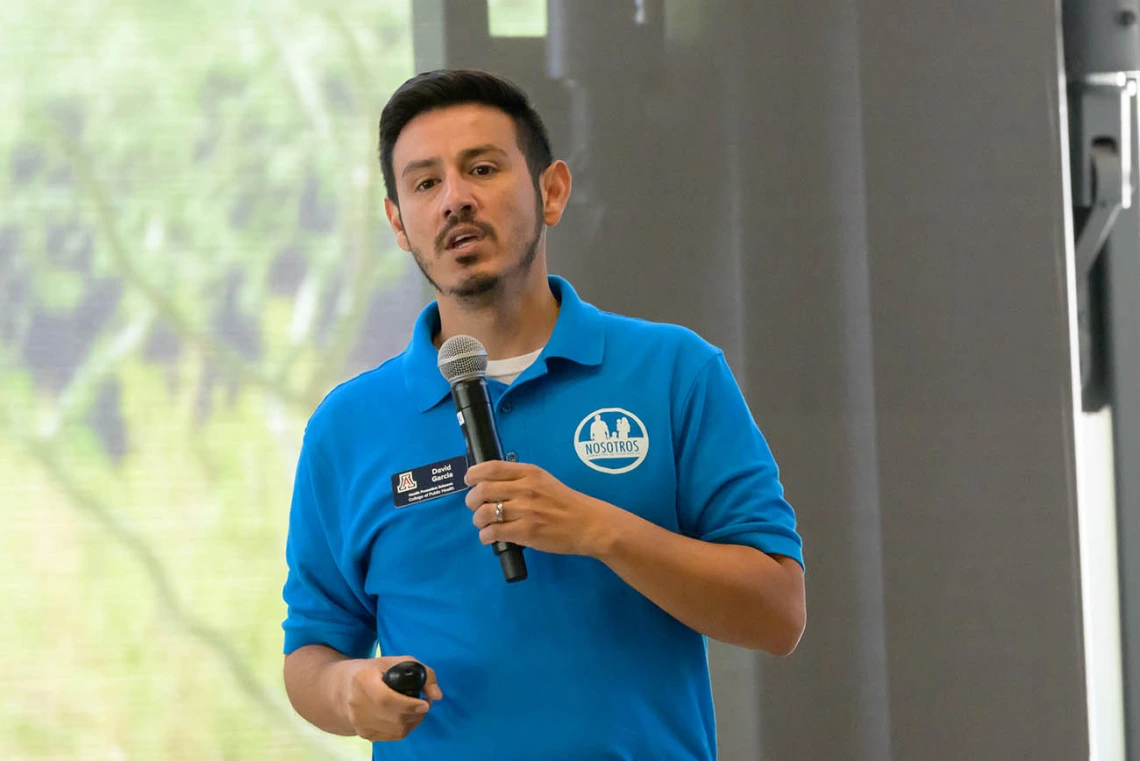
left=555, top=0, right=1088, bottom=759
left=706, top=1, right=1088, bottom=759
left=861, top=2, right=1085, bottom=757
left=419, top=0, right=1089, bottom=757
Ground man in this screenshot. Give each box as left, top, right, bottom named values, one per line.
left=281, top=69, right=806, bottom=760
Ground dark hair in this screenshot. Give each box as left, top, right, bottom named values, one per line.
left=378, top=69, right=553, bottom=204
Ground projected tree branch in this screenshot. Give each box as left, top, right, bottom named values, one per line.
left=0, top=0, right=488, bottom=757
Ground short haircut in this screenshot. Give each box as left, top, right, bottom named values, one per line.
left=379, top=69, right=554, bottom=204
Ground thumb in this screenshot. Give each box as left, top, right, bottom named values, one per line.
left=422, top=664, right=444, bottom=701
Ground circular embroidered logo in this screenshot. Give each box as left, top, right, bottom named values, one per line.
left=573, top=408, right=649, bottom=474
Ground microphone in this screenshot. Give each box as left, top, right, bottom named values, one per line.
left=437, top=335, right=528, bottom=583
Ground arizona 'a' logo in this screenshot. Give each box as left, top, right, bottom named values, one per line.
left=573, top=408, right=649, bottom=474
left=396, top=472, right=418, bottom=493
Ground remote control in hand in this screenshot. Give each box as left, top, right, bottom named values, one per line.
left=383, top=660, right=427, bottom=699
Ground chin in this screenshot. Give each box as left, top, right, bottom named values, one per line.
left=449, top=272, right=501, bottom=299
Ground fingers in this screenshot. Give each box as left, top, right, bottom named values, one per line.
left=344, top=656, right=447, bottom=742
left=464, top=481, right=514, bottom=511
left=390, top=692, right=430, bottom=716
left=479, top=519, right=525, bottom=547
left=347, top=689, right=421, bottom=741
left=369, top=657, right=441, bottom=712
left=464, top=483, right=486, bottom=511
left=471, top=500, right=511, bottom=529
left=371, top=679, right=428, bottom=716
left=464, top=460, right=531, bottom=486
left=422, top=664, right=444, bottom=702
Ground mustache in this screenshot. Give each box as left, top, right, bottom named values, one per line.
left=435, top=211, right=497, bottom=252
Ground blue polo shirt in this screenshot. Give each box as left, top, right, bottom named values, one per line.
left=282, top=275, right=803, bottom=761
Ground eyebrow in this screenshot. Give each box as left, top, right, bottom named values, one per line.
left=401, top=144, right=509, bottom=179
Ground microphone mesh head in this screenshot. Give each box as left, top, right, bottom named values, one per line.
left=437, top=335, right=488, bottom=384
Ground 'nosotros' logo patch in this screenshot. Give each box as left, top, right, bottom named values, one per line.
left=573, top=408, right=649, bottom=474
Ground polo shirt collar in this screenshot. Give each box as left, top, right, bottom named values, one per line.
left=402, top=275, right=605, bottom=412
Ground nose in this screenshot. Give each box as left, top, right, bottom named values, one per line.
left=439, top=172, right=478, bottom=221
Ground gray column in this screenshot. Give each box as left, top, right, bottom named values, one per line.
left=714, top=1, right=892, bottom=759
left=856, top=1, right=1087, bottom=758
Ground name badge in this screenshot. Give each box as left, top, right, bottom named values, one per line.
left=390, top=455, right=469, bottom=508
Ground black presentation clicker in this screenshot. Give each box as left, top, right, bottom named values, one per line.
left=382, top=660, right=427, bottom=699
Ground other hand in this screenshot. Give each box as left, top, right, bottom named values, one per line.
left=341, top=656, right=443, bottom=742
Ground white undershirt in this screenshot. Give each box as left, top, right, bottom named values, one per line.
left=485, top=347, right=544, bottom=385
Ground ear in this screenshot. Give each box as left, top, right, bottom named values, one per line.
left=384, top=197, right=411, bottom=252
left=539, top=160, right=572, bottom=227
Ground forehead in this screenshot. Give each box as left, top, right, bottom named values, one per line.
left=393, top=103, right=521, bottom=166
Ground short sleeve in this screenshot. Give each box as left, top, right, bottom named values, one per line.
left=674, top=352, right=804, bottom=571
left=281, top=435, right=378, bottom=657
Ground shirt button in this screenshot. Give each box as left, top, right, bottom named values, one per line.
left=506, top=452, right=518, bottom=462
left=501, top=402, right=513, bottom=414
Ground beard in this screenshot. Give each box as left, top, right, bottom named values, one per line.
left=406, top=188, right=545, bottom=304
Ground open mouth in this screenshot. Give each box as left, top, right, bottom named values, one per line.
left=445, top=226, right=486, bottom=252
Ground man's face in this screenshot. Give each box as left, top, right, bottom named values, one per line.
left=385, top=104, right=549, bottom=301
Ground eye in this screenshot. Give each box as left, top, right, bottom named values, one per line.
left=472, top=164, right=496, bottom=177
left=415, top=178, right=438, bottom=192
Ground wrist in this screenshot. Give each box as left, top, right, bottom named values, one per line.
left=326, top=657, right=367, bottom=724
left=584, top=499, right=633, bottom=561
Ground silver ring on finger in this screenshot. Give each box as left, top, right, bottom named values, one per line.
left=495, top=501, right=505, bottom=523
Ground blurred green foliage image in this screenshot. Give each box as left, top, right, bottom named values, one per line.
left=0, top=0, right=545, bottom=757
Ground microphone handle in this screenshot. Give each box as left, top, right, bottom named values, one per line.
left=451, top=379, right=528, bottom=582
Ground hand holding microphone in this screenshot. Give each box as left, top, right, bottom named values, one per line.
left=437, top=335, right=528, bottom=582
left=438, top=335, right=624, bottom=568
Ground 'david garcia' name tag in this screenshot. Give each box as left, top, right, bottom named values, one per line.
left=390, top=455, right=469, bottom=508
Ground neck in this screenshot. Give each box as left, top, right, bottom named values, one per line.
left=434, top=264, right=559, bottom=360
